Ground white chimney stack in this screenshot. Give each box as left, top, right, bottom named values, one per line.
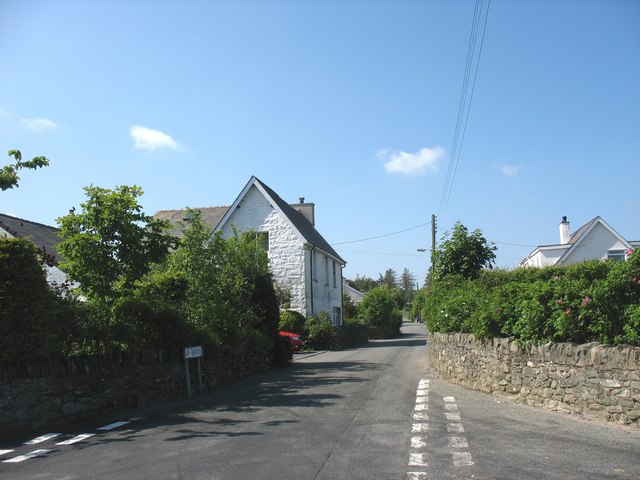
left=559, top=216, right=571, bottom=244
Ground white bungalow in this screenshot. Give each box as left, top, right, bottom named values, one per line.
left=520, top=216, right=639, bottom=268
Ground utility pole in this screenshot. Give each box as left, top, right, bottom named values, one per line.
left=429, top=214, right=437, bottom=284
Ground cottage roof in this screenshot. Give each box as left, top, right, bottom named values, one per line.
left=154, top=206, right=230, bottom=238
left=0, top=213, right=63, bottom=264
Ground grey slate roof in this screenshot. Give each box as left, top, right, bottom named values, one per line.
left=252, top=177, right=345, bottom=264
left=0, top=213, right=63, bottom=264
left=154, top=206, right=230, bottom=238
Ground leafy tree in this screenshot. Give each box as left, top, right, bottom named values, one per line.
left=358, top=285, right=402, bottom=330
left=56, top=185, right=177, bottom=301
left=433, top=221, right=496, bottom=281
left=1, top=149, right=49, bottom=190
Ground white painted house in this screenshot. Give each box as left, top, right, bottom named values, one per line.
left=155, top=176, right=346, bottom=324
left=520, top=216, right=639, bottom=268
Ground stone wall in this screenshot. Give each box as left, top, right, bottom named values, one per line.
left=428, top=332, right=640, bottom=428
left=0, top=341, right=273, bottom=437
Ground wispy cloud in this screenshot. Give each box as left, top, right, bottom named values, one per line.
left=130, top=125, right=179, bottom=151
left=492, top=162, right=521, bottom=177
left=21, top=117, right=59, bottom=132
left=0, top=108, right=9, bottom=118
left=380, top=147, right=444, bottom=175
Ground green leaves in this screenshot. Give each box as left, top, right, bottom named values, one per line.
left=433, top=221, right=496, bottom=281
left=1, top=149, right=50, bottom=190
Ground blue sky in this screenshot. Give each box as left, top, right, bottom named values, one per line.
left=1, top=0, right=639, bottom=283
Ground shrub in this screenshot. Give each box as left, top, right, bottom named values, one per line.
left=358, top=286, right=403, bottom=332
left=304, top=313, right=336, bottom=350
left=279, top=309, right=306, bottom=334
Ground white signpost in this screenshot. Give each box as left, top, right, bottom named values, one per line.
left=183, top=346, right=204, bottom=397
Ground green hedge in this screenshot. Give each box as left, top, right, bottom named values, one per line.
left=423, top=250, right=640, bottom=345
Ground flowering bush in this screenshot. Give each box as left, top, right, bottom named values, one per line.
left=423, top=250, right=640, bottom=345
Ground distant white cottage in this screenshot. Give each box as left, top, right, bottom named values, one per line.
left=520, top=216, right=639, bottom=268
left=156, top=176, right=346, bottom=324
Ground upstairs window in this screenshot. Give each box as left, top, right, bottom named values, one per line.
left=255, top=232, right=269, bottom=252
left=607, top=249, right=625, bottom=261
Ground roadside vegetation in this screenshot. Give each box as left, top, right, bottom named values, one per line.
left=415, top=221, right=640, bottom=346
left=0, top=184, right=282, bottom=367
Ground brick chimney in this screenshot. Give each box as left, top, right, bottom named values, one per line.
left=291, top=197, right=315, bottom=226
left=559, top=216, right=571, bottom=244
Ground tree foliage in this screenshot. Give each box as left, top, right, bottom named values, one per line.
left=1, top=149, right=50, bottom=191
left=433, top=221, right=496, bottom=281
left=56, top=185, right=177, bottom=300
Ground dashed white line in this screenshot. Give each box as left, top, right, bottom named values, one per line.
left=445, top=412, right=461, bottom=421
left=56, top=433, right=95, bottom=445
left=448, top=435, right=469, bottom=448
left=447, top=422, right=465, bottom=433
left=408, top=452, right=429, bottom=467
left=3, top=449, right=52, bottom=463
left=23, top=433, right=61, bottom=445
left=407, top=472, right=429, bottom=479
left=413, top=412, right=429, bottom=421
left=411, top=436, right=427, bottom=449
left=443, top=396, right=456, bottom=402
left=444, top=403, right=458, bottom=411
left=414, top=403, right=429, bottom=411
left=412, top=423, right=429, bottom=433
left=416, top=395, right=428, bottom=403
left=97, top=421, right=130, bottom=431
left=0, top=450, right=14, bottom=457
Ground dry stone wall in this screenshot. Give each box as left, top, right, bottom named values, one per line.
left=428, top=332, right=640, bottom=428
left=0, top=342, right=272, bottom=437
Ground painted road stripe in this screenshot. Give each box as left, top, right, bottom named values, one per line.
left=417, top=388, right=428, bottom=396
left=3, top=449, right=52, bottom=463
left=97, top=421, right=130, bottom=431
left=411, top=436, right=427, bottom=449
left=414, top=403, right=428, bottom=411
left=443, top=396, right=456, bottom=402
left=412, top=423, right=429, bottom=433
left=0, top=450, right=14, bottom=457
left=24, top=433, right=61, bottom=445
left=445, top=412, right=461, bottom=421
left=407, top=472, right=429, bottom=479
left=416, top=395, right=428, bottom=403
left=408, top=452, right=428, bottom=467
left=448, top=436, right=469, bottom=448
left=447, top=422, right=465, bottom=433
left=413, top=412, right=429, bottom=421
left=56, top=433, right=95, bottom=445
left=452, top=451, right=474, bottom=467
left=444, top=403, right=458, bottom=411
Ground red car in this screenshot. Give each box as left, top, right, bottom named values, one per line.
left=278, top=331, right=303, bottom=351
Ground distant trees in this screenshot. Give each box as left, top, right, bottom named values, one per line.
left=1, top=149, right=49, bottom=191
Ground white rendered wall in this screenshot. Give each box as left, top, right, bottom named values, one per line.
left=219, top=185, right=308, bottom=315
left=562, top=222, right=627, bottom=265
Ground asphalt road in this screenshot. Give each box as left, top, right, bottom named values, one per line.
left=1, top=322, right=639, bottom=479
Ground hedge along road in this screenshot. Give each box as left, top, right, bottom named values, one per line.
left=2, top=322, right=639, bottom=480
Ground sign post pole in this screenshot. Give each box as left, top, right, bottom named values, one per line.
left=183, top=346, right=204, bottom=398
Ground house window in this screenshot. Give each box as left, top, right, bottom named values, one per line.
left=324, top=256, right=329, bottom=286
left=332, top=261, right=337, bottom=288
left=332, top=306, right=341, bottom=325
left=608, top=249, right=625, bottom=261
left=255, top=232, right=269, bottom=252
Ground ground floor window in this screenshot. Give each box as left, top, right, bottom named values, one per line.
left=332, top=306, right=341, bottom=325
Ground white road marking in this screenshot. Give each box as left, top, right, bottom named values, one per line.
left=448, top=436, right=469, bottom=448
left=416, top=395, right=428, bottom=403
left=407, top=472, right=429, bottom=479
left=3, top=449, right=52, bottom=463
left=23, top=433, right=61, bottom=445
left=0, top=450, right=14, bottom=457
left=412, top=423, right=429, bottom=433
left=56, top=433, right=95, bottom=445
left=444, top=403, right=458, bottom=411
left=416, top=388, right=428, bottom=396
left=447, top=422, right=465, bottom=433
left=414, top=403, right=428, bottom=411
left=445, top=412, right=461, bottom=421
left=413, top=412, right=429, bottom=420
left=452, top=451, right=474, bottom=467
left=411, top=436, right=427, bottom=449
left=443, top=396, right=456, bottom=402
left=408, top=452, right=429, bottom=467
left=128, top=416, right=145, bottom=421
left=97, top=421, right=130, bottom=431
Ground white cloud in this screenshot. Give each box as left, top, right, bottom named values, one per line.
left=130, top=125, right=179, bottom=151
left=492, top=162, right=521, bottom=177
left=380, top=147, right=445, bottom=175
left=21, top=117, right=58, bottom=131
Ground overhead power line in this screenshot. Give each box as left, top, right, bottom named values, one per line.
left=438, top=0, right=491, bottom=220
left=333, top=222, right=429, bottom=246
